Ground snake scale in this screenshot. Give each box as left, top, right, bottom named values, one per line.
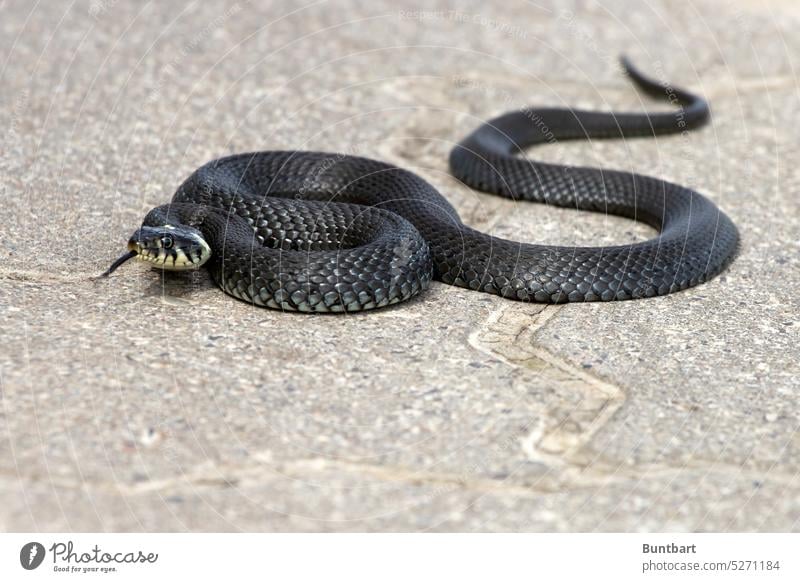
left=106, top=58, right=739, bottom=312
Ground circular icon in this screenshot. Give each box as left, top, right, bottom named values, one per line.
left=19, top=542, right=46, bottom=570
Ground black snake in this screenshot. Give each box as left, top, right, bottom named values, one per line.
left=105, top=58, right=739, bottom=312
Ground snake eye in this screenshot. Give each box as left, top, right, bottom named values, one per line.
left=161, top=235, right=174, bottom=249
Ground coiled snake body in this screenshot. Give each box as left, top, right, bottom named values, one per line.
left=108, top=59, right=738, bottom=312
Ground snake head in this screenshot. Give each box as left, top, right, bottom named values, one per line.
left=127, top=224, right=211, bottom=271
left=100, top=223, right=212, bottom=277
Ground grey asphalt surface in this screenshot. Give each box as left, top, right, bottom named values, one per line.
left=1, top=0, right=798, bottom=531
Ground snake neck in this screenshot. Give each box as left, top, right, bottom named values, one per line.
left=142, top=202, right=253, bottom=267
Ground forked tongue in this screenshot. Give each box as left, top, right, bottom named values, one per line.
left=99, top=250, right=138, bottom=278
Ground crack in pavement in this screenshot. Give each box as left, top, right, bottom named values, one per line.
left=3, top=454, right=797, bottom=501
left=468, top=302, right=625, bottom=471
